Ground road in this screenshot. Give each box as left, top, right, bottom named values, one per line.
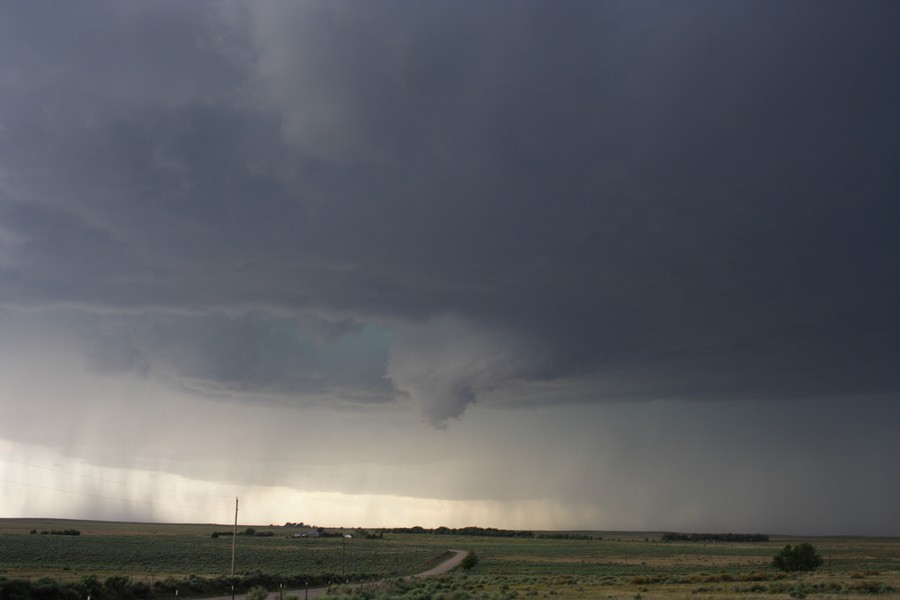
left=205, top=549, right=468, bottom=600
left=409, top=548, right=467, bottom=578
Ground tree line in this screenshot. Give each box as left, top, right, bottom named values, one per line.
left=29, top=529, right=81, bottom=536
left=661, top=532, right=769, bottom=542
left=384, top=526, right=536, bottom=538
left=379, top=526, right=597, bottom=540
left=211, top=528, right=274, bottom=538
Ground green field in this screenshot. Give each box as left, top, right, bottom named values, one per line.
left=2, top=519, right=899, bottom=599
left=0, top=519, right=438, bottom=581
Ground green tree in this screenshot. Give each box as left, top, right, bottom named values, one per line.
left=772, top=543, right=823, bottom=572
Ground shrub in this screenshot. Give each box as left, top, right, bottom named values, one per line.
left=772, top=543, right=823, bottom=572
left=246, top=586, right=268, bottom=600
left=460, top=551, right=479, bottom=570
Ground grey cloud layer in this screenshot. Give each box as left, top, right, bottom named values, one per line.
left=1, top=1, right=898, bottom=424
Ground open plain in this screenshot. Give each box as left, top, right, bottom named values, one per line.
left=1, top=519, right=899, bottom=599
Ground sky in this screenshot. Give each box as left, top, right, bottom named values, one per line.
left=0, top=1, right=898, bottom=537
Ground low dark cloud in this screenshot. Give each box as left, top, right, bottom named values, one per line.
left=0, top=1, right=898, bottom=426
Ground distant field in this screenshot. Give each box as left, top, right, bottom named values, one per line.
left=0, top=519, right=436, bottom=580
left=2, top=519, right=899, bottom=599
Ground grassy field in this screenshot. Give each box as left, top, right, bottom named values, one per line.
left=0, top=519, right=438, bottom=581
left=1, top=519, right=899, bottom=599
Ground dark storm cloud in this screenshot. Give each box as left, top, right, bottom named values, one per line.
left=1, top=1, right=898, bottom=423
left=46, top=308, right=395, bottom=407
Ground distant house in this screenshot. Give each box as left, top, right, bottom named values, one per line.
left=294, top=530, right=320, bottom=538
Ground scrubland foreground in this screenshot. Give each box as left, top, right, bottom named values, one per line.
left=1, top=519, right=899, bottom=599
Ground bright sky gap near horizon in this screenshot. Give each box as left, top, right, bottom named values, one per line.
left=0, top=1, right=898, bottom=536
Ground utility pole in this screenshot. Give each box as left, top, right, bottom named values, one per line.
left=231, top=497, right=239, bottom=577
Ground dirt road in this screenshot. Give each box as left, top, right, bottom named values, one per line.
left=205, top=549, right=468, bottom=600
left=409, top=548, right=467, bottom=578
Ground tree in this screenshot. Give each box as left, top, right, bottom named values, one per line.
left=772, top=543, right=823, bottom=572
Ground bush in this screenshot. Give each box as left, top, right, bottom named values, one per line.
left=246, top=586, right=268, bottom=600
left=460, top=551, right=479, bottom=570
left=772, top=543, right=823, bottom=572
